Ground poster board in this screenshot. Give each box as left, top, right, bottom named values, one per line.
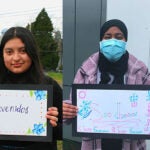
left=0, top=84, right=52, bottom=142
left=72, top=84, right=150, bottom=139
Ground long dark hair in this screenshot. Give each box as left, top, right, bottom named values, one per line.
left=0, top=27, right=45, bottom=83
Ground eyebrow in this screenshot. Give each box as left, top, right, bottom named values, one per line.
left=4, top=48, right=12, bottom=51
left=4, top=47, right=25, bottom=53
left=104, top=33, right=124, bottom=36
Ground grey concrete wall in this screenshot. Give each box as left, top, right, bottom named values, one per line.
left=63, top=0, right=106, bottom=142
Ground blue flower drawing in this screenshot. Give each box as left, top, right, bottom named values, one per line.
left=32, top=123, right=45, bottom=135
left=34, top=90, right=47, bottom=101
left=78, top=100, right=92, bottom=119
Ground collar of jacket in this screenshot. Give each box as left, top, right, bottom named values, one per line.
left=78, top=52, right=147, bottom=85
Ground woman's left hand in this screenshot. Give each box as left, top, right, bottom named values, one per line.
left=46, top=107, right=59, bottom=127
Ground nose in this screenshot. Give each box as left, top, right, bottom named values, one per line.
left=13, top=52, right=21, bottom=61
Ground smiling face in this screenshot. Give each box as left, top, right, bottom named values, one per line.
left=3, top=37, right=32, bottom=74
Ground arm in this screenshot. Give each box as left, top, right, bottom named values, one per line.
left=63, top=68, right=85, bottom=123
left=51, top=79, right=62, bottom=140
left=44, top=76, right=62, bottom=140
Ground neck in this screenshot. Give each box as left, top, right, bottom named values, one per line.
left=5, top=71, right=30, bottom=84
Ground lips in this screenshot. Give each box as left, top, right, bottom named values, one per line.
left=12, top=63, right=23, bottom=67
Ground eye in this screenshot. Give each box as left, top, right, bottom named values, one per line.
left=4, top=49, right=13, bottom=55
left=19, top=48, right=26, bottom=54
left=115, top=33, right=124, bottom=40
left=103, top=34, right=112, bottom=40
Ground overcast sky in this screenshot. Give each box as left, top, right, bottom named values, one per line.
left=107, top=0, right=150, bottom=68
left=0, top=0, right=62, bottom=33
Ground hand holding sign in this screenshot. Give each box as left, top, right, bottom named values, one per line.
left=46, top=107, right=58, bottom=127
left=63, top=102, right=78, bottom=119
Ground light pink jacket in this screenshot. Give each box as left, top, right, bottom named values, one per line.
left=65, top=52, right=150, bottom=150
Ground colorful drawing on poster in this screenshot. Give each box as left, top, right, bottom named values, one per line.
left=76, top=89, right=150, bottom=135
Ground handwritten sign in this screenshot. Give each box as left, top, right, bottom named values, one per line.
left=0, top=84, right=52, bottom=142
left=72, top=84, right=150, bottom=139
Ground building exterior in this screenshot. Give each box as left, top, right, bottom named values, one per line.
left=63, top=0, right=150, bottom=149
left=63, top=0, right=106, bottom=149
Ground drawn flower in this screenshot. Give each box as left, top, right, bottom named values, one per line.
left=34, top=90, right=47, bottom=101
left=78, top=100, right=92, bottom=119
left=32, top=123, right=45, bottom=135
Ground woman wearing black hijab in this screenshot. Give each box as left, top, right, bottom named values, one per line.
left=63, top=19, right=149, bottom=150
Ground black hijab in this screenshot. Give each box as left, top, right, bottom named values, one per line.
left=100, top=19, right=128, bottom=41
left=99, top=19, right=129, bottom=84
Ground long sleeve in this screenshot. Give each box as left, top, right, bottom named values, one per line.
left=43, top=76, right=62, bottom=140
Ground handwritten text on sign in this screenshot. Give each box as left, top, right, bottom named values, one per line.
left=0, top=90, right=48, bottom=136
left=77, top=89, right=150, bottom=134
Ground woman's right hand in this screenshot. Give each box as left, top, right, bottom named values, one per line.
left=63, top=102, right=78, bottom=119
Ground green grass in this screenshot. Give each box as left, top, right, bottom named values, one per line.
left=47, top=71, right=63, bottom=85
left=57, top=140, right=63, bottom=150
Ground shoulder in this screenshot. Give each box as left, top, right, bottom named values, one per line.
left=73, top=52, right=99, bottom=83
left=79, top=52, right=99, bottom=75
left=128, top=54, right=148, bottom=70
left=82, top=52, right=99, bottom=67
left=43, top=75, right=62, bottom=89
left=128, top=53, right=148, bottom=74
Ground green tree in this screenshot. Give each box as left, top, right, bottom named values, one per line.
left=28, top=8, right=59, bottom=70
left=54, top=30, right=63, bottom=71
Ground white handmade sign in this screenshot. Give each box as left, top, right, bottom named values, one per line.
left=72, top=84, right=150, bottom=139
left=0, top=84, right=52, bottom=142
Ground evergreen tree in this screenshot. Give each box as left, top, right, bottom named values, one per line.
left=54, top=30, right=63, bottom=71
left=29, top=8, right=59, bottom=70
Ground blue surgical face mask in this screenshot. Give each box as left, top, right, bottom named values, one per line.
left=99, top=38, right=126, bottom=62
